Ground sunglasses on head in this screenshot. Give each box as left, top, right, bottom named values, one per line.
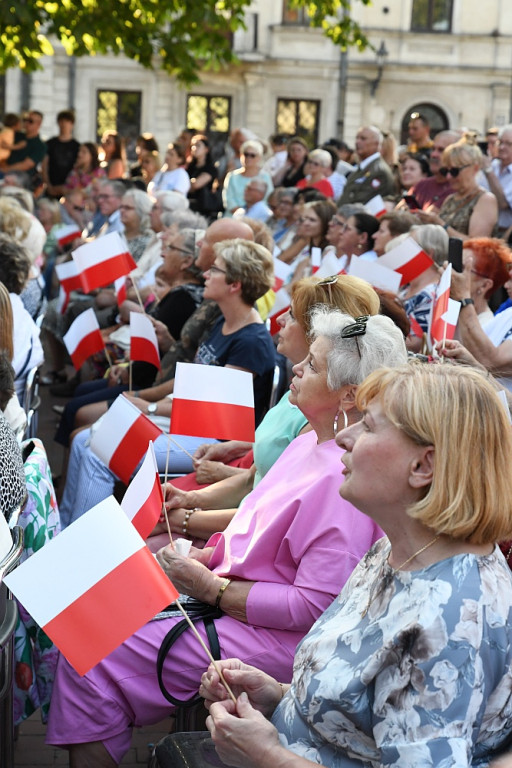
left=439, top=164, right=472, bottom=178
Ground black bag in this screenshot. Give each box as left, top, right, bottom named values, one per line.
left=156, top=599, right=222, bottom=708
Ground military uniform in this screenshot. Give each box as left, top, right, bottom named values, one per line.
left=338, top=155, right=396, bottom=205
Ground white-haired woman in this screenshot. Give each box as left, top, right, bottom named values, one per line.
left=222, top=140, right=273, bottom=217
left=119, top=188, right=154, bottom=262
left=295, top=148, right=335, bottom=198
left=46, top=309, right=408, bottom=766
left=203, top=363, right=512, bottom=768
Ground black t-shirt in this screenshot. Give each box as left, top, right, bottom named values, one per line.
left=45, top=136, right=80, bottom=185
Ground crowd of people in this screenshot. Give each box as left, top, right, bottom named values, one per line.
left=1, top=107, right=512, bottom=767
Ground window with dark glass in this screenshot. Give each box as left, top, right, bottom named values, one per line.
left=411, top=0, right=453, bottom=32
left=282, top=0, right=310, bottom=25
left=96, top=90, right=142, bottom=161
left=186, top=95, right=231, bottom=158
left=276, top=99, right=319, bottom=147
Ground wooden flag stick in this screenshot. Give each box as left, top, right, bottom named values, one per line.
left=104, top=345, right=113, bottom=369
left=168, top=436, right=195, bottom=462
left=132, top=280, right=145, bottom=312
left=174, top=598, right=237, bottom=704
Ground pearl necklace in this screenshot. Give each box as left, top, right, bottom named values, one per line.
left=361, top=535, right=440, bottom=618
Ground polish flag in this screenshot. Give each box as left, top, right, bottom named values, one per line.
left=348, top=255, right=401, bottom=294
left=72, top=232, right=137, bottom=293
left=441, top=298, right=461, bottom=341
left=121, top=442, right=163, bottom=539
left=63, top=308, right=105, bottom=370
left=268, top=287, right=291, bottom=336
left=130, top=312, right=161, bottom=369
left=379, top=237, right=434, bottom=286
left=409, top=314, right=424, bottom=339
left=89, top=394, right=163, bottom=484
left=430, top=264, right=452, bottom=344
left=315, top=251, right=347, bottom=279
left=56, top=260, right=83, bottom=313
left=311, top=247, right=322, bottom=274
left=272, top=258, right=293, bottom=292
left=114, top=276, right=127, bottom=306
left=365, top=195, right=386, bottom=218
left=4, top=497, right=178, bottom=676
left=171, top=362, right=255, bottom=442
left=56, top=224, right=82, bottom=248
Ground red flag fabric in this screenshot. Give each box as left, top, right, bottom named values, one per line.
left=114, top=276, right=127, bottom=306
left=378, top=237, right=434, bottom=286
left=365, top=195, right=386, bottom=218
left=72, top=232, right=137, bottom=293
left=56, top=224, right=82, bottom=247
left=121, top=442, right=163, bottom=539
left=171, top=362, right=255, bottom=442
left=268, top=287, right=291, bottom=336
left=4, top=497, right=178, bottom=676
left=63, top=308, right=105, bottom=370
left=409, top=314, right=424, bottom=339
left=56, top=260, right=83, bottom=314
left=89, top=394, right=163, bottom=484
left=130, top=312, right=161, bottom=369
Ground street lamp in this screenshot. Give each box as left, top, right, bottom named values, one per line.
left=370, top=40, right=389, bottom=97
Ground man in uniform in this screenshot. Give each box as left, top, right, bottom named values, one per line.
left=338, top=125, right=395, bottom=205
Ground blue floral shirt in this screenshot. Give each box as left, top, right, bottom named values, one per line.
left=272, top=538, right=512, bottom=767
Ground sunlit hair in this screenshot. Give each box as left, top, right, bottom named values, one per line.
left=0, top=197, right=30, bottom=240
left=309, top=309, right=407, bottom=390
left=355, top=363, right=512, bottom=544
left=291, top=274, right=380, bottom=336
left=166, top=142, right=187, bottom=165
left=308, top=148, right=332, bottom=169
left=240, top=217, right=274, bottom=252
left=214, top=238, right=274, bottom=305
left=241, top=140, right=264, bottom=161
left=36, top=198, right=62, bottom=226
left=0, top=282, right=14, bottom=360
left=442, top=139, right=483, bottom=170
left=121, top=189, right=153, bottom=234
left=463, top=237, right=512, bottom=297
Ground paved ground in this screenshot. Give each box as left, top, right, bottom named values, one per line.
left=13, top=372, right=173, bottom=766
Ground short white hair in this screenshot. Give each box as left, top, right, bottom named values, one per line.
left=310, top=307, right=407, bottom=390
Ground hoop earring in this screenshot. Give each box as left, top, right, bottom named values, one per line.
left=333, top=408, right=348, bottom=435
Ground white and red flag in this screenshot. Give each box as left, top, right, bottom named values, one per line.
left=272, top=258, right=293, bottom=292
left=90, top=394, right=163, bottom=484
left=268, top=287, right=291, bottom=336
left=130, top=312, right=161, bottom=369
left=347, top=255, right=401, bottom=294
left=121, top=442, right=163, bottom=539
left=441, top=298, right=461, bottom=341
left=4, top=496, right=177, bottom=676
left=365, top=195, right=386, bottom=218
left=171, top=362, right=255, bottom=442
left=114, top=276, right=127, bottom=306
left=63, top=308, right=105, bottom=370
left=55, top=259, right=83, bottom=313
left=56, top=223, right=82, bottom=248
left=72, top=232, right=137, bottom=293
left=310, top=247, right=322, bottom=274
left=430, top=264, right=452, bottom=344
left=378, top=237, right=434, bottom=286
left=408, top=314, right=425, bottom=339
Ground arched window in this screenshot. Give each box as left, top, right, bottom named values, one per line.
left=400, top=103, right=449, bottom=145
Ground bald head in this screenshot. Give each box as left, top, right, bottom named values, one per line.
left=196, top=218, right=254, bottom=271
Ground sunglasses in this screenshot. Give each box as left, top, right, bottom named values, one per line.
left=439, top=164, right=472, bottom=178
left=243, top=152, right=258, bottom=158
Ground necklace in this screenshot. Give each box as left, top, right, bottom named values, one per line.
left=361, top=534, right=440, bottom=618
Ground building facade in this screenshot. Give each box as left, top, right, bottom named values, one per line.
left=3, top=0, right=512, bottom=153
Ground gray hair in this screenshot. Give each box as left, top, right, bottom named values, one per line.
left=122, top=189, right=153, bottom=234
left=100, top=179, right=126, bottom=199
left=156, top=189, right=189, bottom=213
left=410, top=224, right=449, bottom=267
left=177, top=227, right=205, bottom=278
left=161, top=209, right=208, bottom=230
left=310, top=308, right=408, bottom=391
left=308, top=148, right=332, bottom=168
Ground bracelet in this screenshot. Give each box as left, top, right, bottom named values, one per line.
left=215, top=577, right=231, bottom=608
left=182, top=507, right=200, bottom=537
left=460, top=297, right=475, bottom=309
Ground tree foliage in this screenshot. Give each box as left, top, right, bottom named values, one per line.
left=0, top=0, right=373, bottom=86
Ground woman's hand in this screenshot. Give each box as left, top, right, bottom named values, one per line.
left=415, top=209, right=444, bottom=226
left=446, top=257, right=472, bottom=301
left=435, top=339, right=485, bottom=370
left=107, top=364, right=129, bottom=387
left=200, top=659, right=284, bottom=718
left=207, top=694, right=283, bottom=768
left=195, top=459, right=234, bottom=484
left=163, top=482, right=190, bottom=511
left=156, top=545, right=219, bottom=602
left=150, top=318, right=175, bottom=353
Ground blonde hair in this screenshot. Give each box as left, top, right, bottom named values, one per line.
left=356, top=363, right=512, bottom=544
left=442, top=138, right=483, bottom=170
left=0, top=282, right=13, bottom=360
left=0, top=197, right=31, bottom=241
left=214, top=238, right=273, bottom=305
left=291, top=274, right=380, bottom=336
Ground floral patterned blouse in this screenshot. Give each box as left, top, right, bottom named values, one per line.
left=272, top=538, right=512, bottom=767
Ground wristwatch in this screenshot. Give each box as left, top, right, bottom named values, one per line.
left=147, top=402, right=158, bottom=414
left=460, top=298, right=475, bottom=308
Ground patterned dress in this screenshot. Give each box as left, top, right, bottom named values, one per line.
left=272, top=538, right=512, bottom=767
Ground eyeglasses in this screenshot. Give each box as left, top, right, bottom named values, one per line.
left=97, top=193, right=116, bottom=200
left=243, top=152, right=258, bottom=158
left=162, top=243, right=194, bottom=257
left=341, top=315, right=369, bottom=358
left=471, top=269, right=490, bottom=280
left=308, top=159, right=321, bottom=166
left=73, top=205, right=85, bottom=212
left=439, top=164, right=472, bottom=178
left=329, top=217, right=345, bottom=227
left=498, top=140, right=512, bottom=147
left=208, top=264, right=227, bottom=275
left=120, top=205, right=136, bottom=211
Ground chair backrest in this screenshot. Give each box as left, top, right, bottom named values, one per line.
left=22, top=366, right=41, bottom=440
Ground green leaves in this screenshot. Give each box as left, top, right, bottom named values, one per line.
left=0, top=0, right=372, bottom=84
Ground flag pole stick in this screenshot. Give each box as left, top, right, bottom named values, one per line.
left=441, top=323, right=447, bottom=362
left=174, top=598, right=237, bottom=704
left=104, top=345, right=113, bottom=369
left=168, top=436, right=195, bottom=462
left=132, top=280, right=145, bottom=313
left=129, top=360, right=133, bottom=391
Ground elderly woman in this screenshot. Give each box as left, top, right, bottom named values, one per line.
left=55, top=239, right=277, bottom=527
left=460, top=237, right=512, bottom=325
left=296, top=148, right=335, bottom=198
left=418, top=137, right=498, bottom=239
left=46, top=310, right=407, bottom=766
left=148, top=143, right=191, bottom=196
left=119, top=188, right=153, bottom=262
left=203, top=362, right=512, bottom=768
left=159, top=274, right=381, bottom=533
left=223, top=140, right=273, bottom=216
